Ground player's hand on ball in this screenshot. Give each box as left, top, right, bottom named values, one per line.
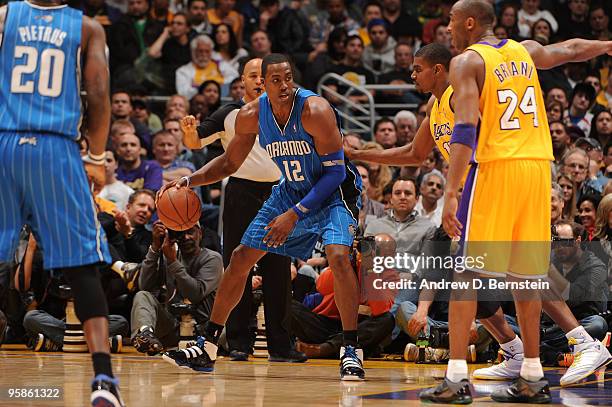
left=263, top=210, right=299, bottom=248
left=442, top=195, right=462, bottom=239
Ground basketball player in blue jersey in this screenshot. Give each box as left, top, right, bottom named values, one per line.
left=0, top=1, right=123, bottom=406
left=162, top=53, right=365, bottom=380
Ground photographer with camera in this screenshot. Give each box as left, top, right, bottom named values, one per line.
left=130, top=220, right=223, bottom=354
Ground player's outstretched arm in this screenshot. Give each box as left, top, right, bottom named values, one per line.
left=82, top=17, right=110, bottom=156
left=348, top=96, right=436, bottom=166
left=186, top=101, right=258, bottom=187
left=443, top=52, right=481, bottom=238
left=523, top=38, right=612, bottom=70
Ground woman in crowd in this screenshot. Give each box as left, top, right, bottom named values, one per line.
left=558, top=174, right=578, bottom=222
left=590, top=109, right=612, bottom=147
left=578, top=194, right=602, bottom=241
left=497, top=4, right=520, bottom=40
left=213, top=23, right=248, bottom=72
left=360, top=141, right=392, bottom=202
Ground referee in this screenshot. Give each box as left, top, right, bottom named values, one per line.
left=180, top=58, right=306, bottom=362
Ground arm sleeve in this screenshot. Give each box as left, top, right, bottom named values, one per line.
left=296, top=149, right=346, bottom=215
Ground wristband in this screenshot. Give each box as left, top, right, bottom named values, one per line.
left=450, top=123, right=477, bottom=148
left=292, top=203, right=309, bottom=220
left=88, top=151, right=106, bottom=162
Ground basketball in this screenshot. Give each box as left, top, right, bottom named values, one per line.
left=156, top=187, right=201, bottom=231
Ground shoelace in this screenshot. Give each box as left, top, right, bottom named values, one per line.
left=341, top=346, right=362, bottom=369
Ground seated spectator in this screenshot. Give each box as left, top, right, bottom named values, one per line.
left=165, top=94, right=190, bottom=121
left=362, top=19, right=396, bottom=76
left=590, top=4, right=612, bottom=41
left=552, top=183, right=565, bottom=224
left=17, top=233, right=128, bottom=352
left=326, top=35, right=375, bottom=107
left=343, top=132, right=363, bottom=150
left=364, top=177, right=436, bottom=254
left=116, top=132, right=163, bottom=191
left=557, top=0, right=591, bottom=40
left=546, top=100, right=564, bottom=123
left=550, top=121, right=572, bottom=167
left=152, top=130, right=196, bottom=185
left=357, top=1, right=383, bottom=47
left=175, top=35, right=238, bottom=100
left=108, top=0, right=165, bottom=86
left=576, top=137, right=609, bottom=192
left=213, top=22, right=248, bottom=72
left=562, top=147, right=600, bottom=201
left=353, top=161, right=385, bottom=231
left=188, top=0, right=212, bottom=36
left=393, top=110, right=417, bottom=146
left=115, top=190, right=157, bottom=263
left=361, top=141, right=392, bottom=202
left=308, top=0, right=360, bottom=51
left=81, top=0, right=122, bottom=35
left=196, top=80, right=222, bottom=116
left=565, top=83, right=596, bottom=136
left=421, top=0, right=452, bottom=45
left=432, top=21, right=452, bottom=52
left=206, top=0, right=244, bottom=46
left=149, top=0, right=173, bottom=24
left=163, top=118, right=207, bottom=175
left=248, top=30, right=273, bottom=59
left=578, top=194, right=601, bottom=241
left=494, top=25, right=509, bottom=39
left=292, top=234, right=395, bottom=358
left=131, top=99, right=163, bottom=133
left=131, top=221, right=222, bottom=354
left=377, top=43, right=422, bottom=114
left=111, top=90, right=153, bottom=152
left=497, top=3, right=520, bottom=40
left=530, top=17, right=555, bottom=45
left=517, top=0, right=558, bottom=39
left=558, top=174, right=578, bottom=221
left=546, top=86, right=570, bottom=111
left=414, top=169, right=444, bottom=227
left=108, top=119, right=136, bottom=151
left=590, top=110, right=612, bottom=148
left=543, top=221, right=609, bottom=356
left=229, top=77, right=245, bottom=101
left=381, top=0, right=421, bottom=45
left=373, top=117, right=397, bottom=149
left=593, top=194, right=612, bottom=288
left=148, top=12, right=192, bottom=93
left=100, top=151, right=135, bottom=211
left=303, top=27, right=347, bottom=91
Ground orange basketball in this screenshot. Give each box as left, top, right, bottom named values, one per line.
left=156, top=187, right=201, bottom=231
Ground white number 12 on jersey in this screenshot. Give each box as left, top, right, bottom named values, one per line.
left=282, top=160, right=305, bottom=182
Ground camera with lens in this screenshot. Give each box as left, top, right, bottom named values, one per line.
left=168, top=229, right=186, bottom=242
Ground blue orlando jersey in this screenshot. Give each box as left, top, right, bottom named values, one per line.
left=258, top=88, right=362, bottom=209
left=0, top=1, right=83, bottom=139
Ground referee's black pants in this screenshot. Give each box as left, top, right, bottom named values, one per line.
left=223, top=177, right=293, bottom=355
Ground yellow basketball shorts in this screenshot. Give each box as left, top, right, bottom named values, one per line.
left=456, top=159, right=551, bottom=278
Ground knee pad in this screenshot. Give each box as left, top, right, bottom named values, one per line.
left=62, top=264, right=108, bottom=323
left=475, top=299, right=501, bottom=320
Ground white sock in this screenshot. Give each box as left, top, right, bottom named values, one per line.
left=446, top=359, right=468, bottom=382
left=520, top=357, right=544, bottom=381
left=500, top=335, right=524, bottom=355
left=566, top=326, right=594, bottom=343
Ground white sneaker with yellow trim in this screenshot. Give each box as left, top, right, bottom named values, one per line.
left=560, top=338, right=612, bottom=386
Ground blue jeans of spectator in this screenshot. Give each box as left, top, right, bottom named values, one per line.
left=395, top=301, right=449, bottom=340
left=23, top=309, right=129, bottom=345
left=504, top=314, right=608, bottom=353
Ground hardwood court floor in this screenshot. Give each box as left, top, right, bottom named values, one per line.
left=1, top=345, right=611, bottom=406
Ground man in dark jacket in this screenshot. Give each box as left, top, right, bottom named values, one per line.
left=131, top=221, right=223, bottom=354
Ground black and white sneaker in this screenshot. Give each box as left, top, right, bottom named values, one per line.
left=29, top=333, right=62, bottom=352
left=340, top=345, right=365, bottom=381
left=419, top=377, right=472, bottom=404
left=162, top=336, right=217, bottom=373
left=91, top=374, right=125, bottom=407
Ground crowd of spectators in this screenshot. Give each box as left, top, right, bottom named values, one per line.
left=1, top=0, right=612, bottom=365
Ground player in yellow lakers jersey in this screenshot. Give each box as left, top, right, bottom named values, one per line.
left=419, top=0, right=612, bottom=404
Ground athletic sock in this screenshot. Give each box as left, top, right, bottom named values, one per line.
left=500, top=335, right=524, bottom=355
left=204, top=321, right=223, bottom=344
left=92, top=352, right=113, bottom=378
left=446, top=359, right=468, bottom=382
left=343, top=330, right=358, bottom=347
left=566, top=325, right=594, bottom=344
left=520, top=357, right=544, bottom=381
